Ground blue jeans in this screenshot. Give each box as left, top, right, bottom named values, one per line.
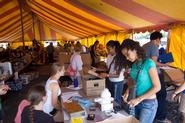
left=108, top=80, right=124, bottom=106
left=135, top=99, right=158, bottom=123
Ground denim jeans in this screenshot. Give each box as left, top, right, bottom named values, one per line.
left=108, top=80, right=124, bottom=106
left=155, top=73, right=167, bottom=120
left=135, top=99, right=158, bottom=123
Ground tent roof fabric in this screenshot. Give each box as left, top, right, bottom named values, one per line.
left=0, top=0, right=185, bottom=42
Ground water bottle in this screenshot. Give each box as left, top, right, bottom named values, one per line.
left=74, top=78, right=78, bottom=88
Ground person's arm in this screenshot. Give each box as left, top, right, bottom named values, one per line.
left=122, top=88, right=129, bottom=102
left=128, top=67, right=161, bottom=107
left=50, top=83, right=61, bottom=110
left=172, top=82, right=185, bottom=100
left=122, top=77, right=135, bottom=102
left=92, top=67, right=108, bottom=72
left=99, top=71, right=120, bottom=78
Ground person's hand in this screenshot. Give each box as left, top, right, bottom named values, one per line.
left=91, top=67, right=97, bottom=72
left=128, top=98, right=141, bottom=107
left=0, top=84, right=10, bottom=95
left=171, top=93, right=177, bottom=101
left=60, top=66, right=65, bottom=76
left=98, top=73, right=108, bottom=78
left=122, top=90, right=129, bottom=103
left=163, top=62, right=172, bottom=67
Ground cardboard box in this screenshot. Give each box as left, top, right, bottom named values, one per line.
left=58, top=52, right=92, bottom=66
left=81, top=53, right=92, bottom=66
left=58, top=52, right=71, bottom=65
left=82, top=78, right=105, bottom=96
left=161, top=67, right=185, bottom=86
left=97, top=115, right=139, bottom=123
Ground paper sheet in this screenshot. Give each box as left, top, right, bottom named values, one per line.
left=62, top=91, right=82, bottom=102
left=67, top=85, right=82, bottom=90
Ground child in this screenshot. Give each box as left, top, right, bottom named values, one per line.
left=21, top=85, right=54, bottom=123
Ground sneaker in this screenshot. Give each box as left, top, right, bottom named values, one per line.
left=154, top=119, right=172, bottom=123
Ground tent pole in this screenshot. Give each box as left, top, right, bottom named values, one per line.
left=32, top=12, right=36, bottom=40
left=131, top=30, right=134, bottom=40
left=18, top=0, right=25, bottom=49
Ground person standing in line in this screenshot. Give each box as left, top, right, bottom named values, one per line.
left=143, top=31, right=171, bottom=123
left=99, top=40, right=127, bottom=106
left=121, top=39, right=161, bottom=123
left=47, top=43, right=54, bottom=63
left=90, top=40, right=100, bottom=67
left=69, top=46, right=83, bottom=85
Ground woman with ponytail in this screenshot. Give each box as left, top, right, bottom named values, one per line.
left=21, top=85, right=54, bottom=123
left=43, top=63, right=65, bottom=122
left=99, top=40, right=128, bottom=106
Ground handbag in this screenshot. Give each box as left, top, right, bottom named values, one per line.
left=66, top=65, right=76, bottom=77
left=66, top=55, right=76, bottom=77
left=127, top=61, right=144, bottom=116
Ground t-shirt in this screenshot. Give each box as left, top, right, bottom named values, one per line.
left=143, top=42, right=160, bottom=73
left=21, top=106, right=55, bottom=123
left=106, top=55, right=125, bottom=82
left=143, top=42, right=159, bottom=58
left=70, top=53, right=83, bottom=77
left=130, top=59, right=156, bottom=96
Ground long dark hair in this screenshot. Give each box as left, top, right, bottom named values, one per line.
left=121, top=39, right=146, bottom=61
left=106, top=40, right=128, bottom=73
left=27, top=85, right=46, bottom=123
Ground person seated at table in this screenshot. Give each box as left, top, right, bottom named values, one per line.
left=21, top=85, right=54, bottom=123
left=99, top=40, right=127, bottom=106
left=121, top=39, right=161, bottom=123
left=43, top=63, right=65, bottom=122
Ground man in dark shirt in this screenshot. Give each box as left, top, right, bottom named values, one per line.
left=143, top=31, right=171, bottom=123
left=47, top=43, right=54, bottom=63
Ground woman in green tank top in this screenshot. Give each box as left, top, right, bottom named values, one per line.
left=121, top=39, right=161, bottom=123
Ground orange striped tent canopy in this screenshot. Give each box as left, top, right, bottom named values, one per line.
left=1, top=0, right=185, bottom=42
